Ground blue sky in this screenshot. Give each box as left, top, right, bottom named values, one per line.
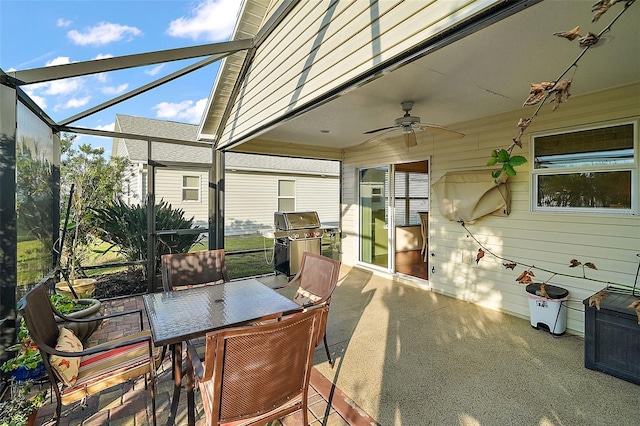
left=0, top=0, right=242, bottom=156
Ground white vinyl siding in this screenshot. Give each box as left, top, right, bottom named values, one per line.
left=218, top=0, right=502, bottom=148
left=225, top=171, right=339, bottom=235
left=155, top=169, right=209, bottom=226
left=340, top=83, right=640, bottom=335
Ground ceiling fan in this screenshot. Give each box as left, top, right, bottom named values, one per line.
left=363, top=101, right=465, bottom=147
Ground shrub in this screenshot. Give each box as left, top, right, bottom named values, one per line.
left=92, top=199, right=201, bottom=275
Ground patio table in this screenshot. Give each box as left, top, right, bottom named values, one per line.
left=143, top=278, right=301, bottom=426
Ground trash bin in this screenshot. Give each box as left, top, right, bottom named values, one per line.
left=525, top=283, right=569, bottom=335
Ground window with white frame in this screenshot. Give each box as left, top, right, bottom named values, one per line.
left=532, top=122, right=637, bottom=214
left=278, top=180, right=295, bottom=211
left=182, top=175, right=200, bottom=201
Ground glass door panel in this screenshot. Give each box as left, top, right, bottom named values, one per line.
left=359, top=167, right=388, bottom=267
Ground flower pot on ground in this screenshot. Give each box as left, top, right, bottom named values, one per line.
left=52, top=295, right=103, bottom=344
left=55, top=278, right=96, bottom=299
left=0, top=380, right=45, bottom=426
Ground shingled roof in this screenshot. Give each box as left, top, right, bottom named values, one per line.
left=114, top=114, right=339, bottom=175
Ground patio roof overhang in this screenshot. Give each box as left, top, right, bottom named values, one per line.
left=202, top=0, right=640, bottom=156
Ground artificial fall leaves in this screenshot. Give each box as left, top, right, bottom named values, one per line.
left=523, top=79, right=572, bottom=111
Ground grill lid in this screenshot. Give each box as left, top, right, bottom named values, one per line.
left=274, top=211, right=321, bottom=230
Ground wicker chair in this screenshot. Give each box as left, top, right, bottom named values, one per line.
left=18, top=284, right=159, bottom=425
left=161, top=249, right=230, bottom=291
left=186, top=306, right=328, bottom=426
left=274, top=252, right=341, bottom=367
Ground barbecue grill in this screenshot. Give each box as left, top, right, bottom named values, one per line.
left=274, top=211, right=323, bottom=276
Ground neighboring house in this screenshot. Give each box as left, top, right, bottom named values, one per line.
left=112, top=114, right=340, bottom=235
left=198, top=0, right=640, bottom=335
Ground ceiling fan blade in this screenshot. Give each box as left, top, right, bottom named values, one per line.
left=363, top=125, right=397, bottom=134
left=418, top=123, right=465, bottom=138
left=404, top=130, right=417, bottom=147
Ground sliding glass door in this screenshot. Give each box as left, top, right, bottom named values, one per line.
left=359, top=161, right=430, bottom=279
left=359, top=167, right=388, bottom=268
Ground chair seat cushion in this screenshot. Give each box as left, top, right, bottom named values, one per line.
left=293, top=288, right=322, bottom=306
left=50, top=327, right=83, bottom=387
left=60, top=330, right=160, bottom=405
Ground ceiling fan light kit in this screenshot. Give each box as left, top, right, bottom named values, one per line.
left=364, top=101, right=464, bottom=148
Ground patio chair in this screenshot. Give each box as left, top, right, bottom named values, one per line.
left=18, top=284, right=159, bottom=426
left=161, top=249, right=230, bottom=291
left=274, top=252, right=341, bottom=367
left=419, top=212, right=429, bottom=262
left=186, top=306, right=328, bottom=426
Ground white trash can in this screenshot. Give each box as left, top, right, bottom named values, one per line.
left=525, top=283, right=569, bottom=335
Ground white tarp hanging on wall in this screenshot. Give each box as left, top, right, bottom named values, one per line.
left=432, top=170, right=510, bottom=224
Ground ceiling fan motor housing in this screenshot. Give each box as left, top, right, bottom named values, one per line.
left=395, top=115, right=420, bottom=126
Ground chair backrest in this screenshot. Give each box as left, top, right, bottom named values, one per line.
left=18, top=284, right=60, bottom=353
left=18, top=284, right=64, bottom=393
left=161, top=249, right=230, bottom=291
left=293, top=252, right=341, bottom=307
left=200, top=306, right=327, bottom=425
left=418, top=212, right=428, bottom=238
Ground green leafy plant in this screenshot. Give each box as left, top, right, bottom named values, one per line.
left=92, top=199, right=201, bottom=276
left=49, top=294, right=89, bottom=315
left=0, top=380, right=46, bottom=426
left=0, top=321, right=41, bottom=374
left=487, top=147, right=528, bottom=182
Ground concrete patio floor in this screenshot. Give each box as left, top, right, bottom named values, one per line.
left=35, top=265, right=638, bottom=425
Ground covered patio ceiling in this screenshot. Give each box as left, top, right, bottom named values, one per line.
left=240, top=0, right=640, bottom=150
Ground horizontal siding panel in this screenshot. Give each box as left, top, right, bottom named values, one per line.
left=221, top=0, right=502, bottom=146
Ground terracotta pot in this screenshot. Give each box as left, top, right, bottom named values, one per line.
left=55, top=278, right=96, bottom=299
left=27, top=410, right=37, bottom=426
left=54, top=298, right=103, bottom=343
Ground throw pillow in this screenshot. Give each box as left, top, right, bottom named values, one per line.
left=50, top=327, right=83, bottom=387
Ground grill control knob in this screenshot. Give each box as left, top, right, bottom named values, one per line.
left=293, top=233, right=299, bottom=239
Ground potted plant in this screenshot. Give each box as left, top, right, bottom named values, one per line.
left=0, top=380, right=46, bottom=426
left=0, top=321, right=44, bottom=382
left=50, top=294, right=103, bottom=344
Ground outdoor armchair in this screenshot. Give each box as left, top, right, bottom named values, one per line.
left=185, top=306, right=328, bottom=426
left=161, top=249, right=230, bottom=291
left=274, top=252, right=341, bottom=367
left=18, top=284, right=160, bottom=426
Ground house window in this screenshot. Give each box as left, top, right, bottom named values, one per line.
left=182, top=175, right=200, bottom=201
left=278, top=180, right=295, bottom=211
left=532, top=122, right=637, bottom=214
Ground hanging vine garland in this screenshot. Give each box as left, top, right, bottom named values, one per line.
left=488, top=0, right=636, bottom=182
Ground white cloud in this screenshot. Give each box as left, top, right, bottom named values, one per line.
left=166, top=0, right=240, bottom=42
left=23, top=88, right=47, bottom=109
left=68, top=22, right=142, bottom=46
left=57, top=18, right=72, bottom=27
left=96, top=73, right=108, bottom=83
left=94, top=53, right=113, bottom=60
left=153, top=98, right=207, bottom=124
left=145, top=64, right=165, bottom=76
left=102, top=84, right=129, bottom=95
left=46, top=56, right=71, bottom=66
left=61, top=96, right=91, bottom=109
left=94, top=122, right=115, bottom=132
left=44, top=78, right=82, bottom=96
